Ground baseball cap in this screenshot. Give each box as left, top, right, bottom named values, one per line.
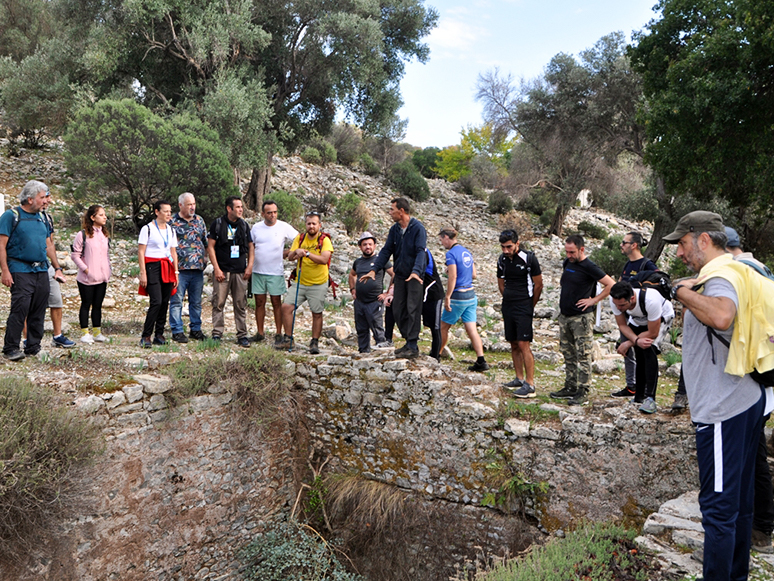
left=358, top=231, right=376, bottom=244
left=662, top=211, right=724, bottom=243
left=724, top=227, right=741, bottom=248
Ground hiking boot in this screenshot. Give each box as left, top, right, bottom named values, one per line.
left=503, top=377, right=525, bottom=389
left=513, top=382, right=536, bottom=399
left=375, top=341, right=393, bottom=349
left=140, top=337, right=153, bottom=349
left=672, top=392, right=689, bottom=411
left=752, top=529, right=774, bottom=553
left=611, top=386, right=635, bottom=398
left=52, top=334, right=76, bottom=348
left=397, top=348, right=419, bottom=360
left=250, top=332, right=265, bottom=343
left=468, top=359, right=490, bottom=372
left=172, top=332, right=189, bottom=344
left=3, top=349, right=25, bottom=361
left=639, top=397, right=657, bottom=414
left=274, top=333, right=284, bottom=346
left=274, top=334, right=292, bottom=349
left=394, top=343, right=411, bottom=356
left=189, top=330, right=207, bottom=341
left=309, top=338, right=320, bottom=355
left=550, top=386, right=577, bottom=400
left=153, top=335, right=166, bottom=345
left=567, top=390, right=588, bottom=405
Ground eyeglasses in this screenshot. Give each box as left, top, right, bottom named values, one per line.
left=620, top=241, right=632, bottom=246
left=44, top=188, right=51, bottom=198
left=306, top=211, right=320, bottom=217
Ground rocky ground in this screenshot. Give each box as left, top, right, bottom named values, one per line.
left=2, top=143, right=773, bottom=579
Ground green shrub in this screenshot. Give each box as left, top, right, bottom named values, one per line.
left=538, top=208, right=555, bottom=228
left=268, top=190, right=304, bottom=230
left=317, top=141, right=337, bottom=165
left=337, top=192, right=371, bottom=235
left=240, top=520, right=364, bottom=581
left=358, top=152, right=381, bottom=176
left=387, top=160, right=430, bottom=202
left=518, top=189, right=555, bottom=216
left=330, top=123, right=363, bottom=166
left=300, top=146, right=323, bottom=165
left=412, top=146, right=440, bottom=178
left=0, top=376, right=101, bottom=561
left=668, top=255, right=693, bottom=280
left=488, top=191, right=514, bottom=214
left=307, top=192, right=337, bottom=215
left=577, top=220, right=609, bottom=240
left=473, top=522, right=650, bottom=581
left=589, top=234, right=627, bottom=277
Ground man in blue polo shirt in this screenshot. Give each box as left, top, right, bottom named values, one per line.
left=438, top=227, right=489, bottom=372
left=0, top=180, right=55, bottom=361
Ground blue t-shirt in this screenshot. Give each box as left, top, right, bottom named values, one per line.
left=445, top=244, right=474, bottom=291
left=0, top=207, right=50, bottom=273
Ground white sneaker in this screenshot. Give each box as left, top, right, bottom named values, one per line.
left=93, top=333, right=108, bottom=342
left=81, top=334, right=95, bottom=344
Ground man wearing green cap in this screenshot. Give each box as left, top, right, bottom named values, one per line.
left=664, top=210, right=766, bottom=581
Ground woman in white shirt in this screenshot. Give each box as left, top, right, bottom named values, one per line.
left=138, top=200, right=178, bottom=348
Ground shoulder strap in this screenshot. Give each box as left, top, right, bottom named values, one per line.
left=638, top=288, right=648, bottom=318
left=738, top=258, right=774, bottom=279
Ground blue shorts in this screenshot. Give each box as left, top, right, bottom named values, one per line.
left=442, top=293, right=478, bottom=325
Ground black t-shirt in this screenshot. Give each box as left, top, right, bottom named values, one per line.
left=497, top=250, right=542, bottom=303
left=620, top=257, right=657, bottom=281
left=208, top=215, right=250, bottom=273
left=352, top=255, right=391, bottom=303
left=560, top=258, right=606, bottom=316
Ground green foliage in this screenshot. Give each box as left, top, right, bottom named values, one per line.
left=435, top=145, right=473, bottom=182
left=577, top=220, right=608, bottom=240
left=663, top=351, right=682, bottom=368
left=668, top=255, right=693, bottom=280
left=0, top=0, right=54, bottom=61
left=329, top=123, right=364, bottom=166
left=240, top=519, right=364, bottom=581
left=487, top=191, right=514, bottom=215
left=171, top=345, right=292, bottom=421
left=387, top=159, right=430, bottom=201
left=589, top=235, right=626, bottom=278
left=517, top=189, right=555, bottom=216
left=358, top=152, right=381, bottom=176
left=481, top=448, right=548, bottom=516
left=64, top=99, right=237, bottom=229
left=337, top=192, right=371, bottom=235
left=268, top=190, right=304, bottom=230
left=301, top=146, right=323, bottom=165
left=0, top=376, right=101, bottom=561
left=412, top=146, right=440, bottom=178
left=477, top=522, right=648, bottom=581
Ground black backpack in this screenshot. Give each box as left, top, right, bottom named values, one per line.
left=629, top=270, right=672, bottom=302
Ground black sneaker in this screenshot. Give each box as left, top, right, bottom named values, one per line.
left=394, top=344, right=411, bottom=356
left=251, top=333, right=265, bottom=343
left=567, top=391, right=588, bottom=405
left=153, top=335, right=166, bottom=345
left=550, top=386, right=577, bottom=399
left=172, top=333, right=189, bottom=343
left=189, top=330, right=207, bottom=341
left=611, top=386, right=635, bottom=398
left=237, top=337, right=250, bottom=348
left=309, top=338, right=320, bottom=355
left=211, top=335, right=222, bottom=342
left=468, top=360, right=490, bottom=372
left=503, top=377, right=525, bottom=389
left=397, top=348, right=419, bottom=360
left=3, top=349, right=25, bottom=361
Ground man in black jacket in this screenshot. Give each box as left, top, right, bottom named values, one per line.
left=361, top=197, right=427, bottom=359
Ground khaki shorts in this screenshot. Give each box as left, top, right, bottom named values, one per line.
left=47, top=265, right=63, bottom=308
left=252, top=273, right=287, bottom=296
left=284, top=281, right=328, bottom=313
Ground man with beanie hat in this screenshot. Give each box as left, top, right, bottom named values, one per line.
left=349, top=232, right=393, bottom=354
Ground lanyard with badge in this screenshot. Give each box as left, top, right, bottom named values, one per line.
left=154, top=220, right=171, bottom=259
left=228, top=223, right=240, bottom=259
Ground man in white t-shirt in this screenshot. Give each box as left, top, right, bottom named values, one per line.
left=250, top=200, right=298, bottom=345
left=609, top=280, right=674, bottom=414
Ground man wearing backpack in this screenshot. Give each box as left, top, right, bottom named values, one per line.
left=664, top=211, right=768, bottom=581
left=613, top=232, right=658, bottom=399
left=207, top=196, right=254, bottom=347
left=609, top=280, right=674, bottom=414
left=0, top=181, right=61, bottom=360
left=280, top=211, right=333, bottom=354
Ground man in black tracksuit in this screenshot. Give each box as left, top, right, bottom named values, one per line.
left=361, top=197, right=427, bottom=359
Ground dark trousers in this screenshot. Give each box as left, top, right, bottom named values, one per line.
left=753, top=415, right=774, bottom=536
left=385, top=305, right=395, bottom=341
left=696, top=388, right=765, bottom=581
left=392, top=277, right=423, bottom=347
left=78, top=281, right=107, bottom=329
left=3, top=271, right=49, bottom=355
left=422, top=298, right=442, bottom=360
left=354, top=299, right=386, bottom=352
left=631, top=323, right=659, bottom=400
left=142, top=262, right=174, bottom=339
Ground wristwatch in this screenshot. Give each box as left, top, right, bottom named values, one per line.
left=670, top=284, right=684, bottom=301
left=305, top=250, right=311, bottom=258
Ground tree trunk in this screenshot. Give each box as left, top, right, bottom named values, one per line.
left=244, top=152, right=273, bottom=211
left=549, top=201, right=571, bottom=238
left=644, top=176, right=674, bottom=264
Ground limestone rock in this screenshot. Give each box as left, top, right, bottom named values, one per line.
left=74, top=394, right=105, bottom=414
left=133, top=374, right=172, bottom=394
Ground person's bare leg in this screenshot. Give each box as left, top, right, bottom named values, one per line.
left=511, top=341, right=525, bottom=380
left=281, top=303, right=294, bottom=339
left=517, top=340, right=535, bottom=384
left=440, top=321, right=452, bottom=353
left=270, top=295, right=283, bottom=335
left=311, top=312, right=323, bottom=339
left=254, top=294, right=267, bottom=336
left=50, top=307, right=62, bottom=336
left=463, top=321, right=485, bottom=357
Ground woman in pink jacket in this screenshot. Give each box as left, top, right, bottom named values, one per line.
left=71, top=205, right=111, bottom=343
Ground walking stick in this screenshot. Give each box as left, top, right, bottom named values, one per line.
left=288, top=257, right=303, bottom=352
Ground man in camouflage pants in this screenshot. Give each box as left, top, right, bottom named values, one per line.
left=550, top=235, right=614, bottom=405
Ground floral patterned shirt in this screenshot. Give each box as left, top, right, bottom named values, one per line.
left=170, top=213, right=207, bottom=271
